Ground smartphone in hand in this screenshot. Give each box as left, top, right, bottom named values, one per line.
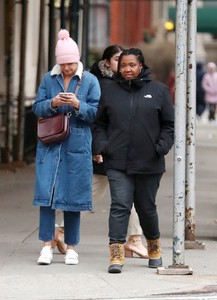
left=59, top=93, right=71, bottom=101
left=59, top=92, right=70, bottom=97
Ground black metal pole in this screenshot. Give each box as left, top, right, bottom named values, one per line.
left=60, top=0, right=65, bottom=29
left=16, top=0, right=28, bottom=161
left=81, top=0, right=89, bottom=69
left=36, top=0, right=45, bottom=90
left=69, top=0, right=79, bottom=42
left=48, top=0, right=55, bottom=70
left=3, top=0, right=15, bottom=162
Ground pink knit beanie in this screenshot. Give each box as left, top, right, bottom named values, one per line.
left=55, top=29, right=80, bottom=64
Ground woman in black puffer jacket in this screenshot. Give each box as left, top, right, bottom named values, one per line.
left=92, top=48, right=174, bottom=273
left=90, top=45, right=149, bottom=261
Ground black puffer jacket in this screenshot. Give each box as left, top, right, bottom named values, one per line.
left=92, top=66, right=174, bottom=174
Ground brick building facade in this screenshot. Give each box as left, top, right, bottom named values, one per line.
left=110, top=0, right=152, bottom=46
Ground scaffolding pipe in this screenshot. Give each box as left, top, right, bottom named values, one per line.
left=173, top=0, right=188, bottom=266
left=185, top=0, right=197, bottom=241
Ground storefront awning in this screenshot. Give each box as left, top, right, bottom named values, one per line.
left=168, top=6, right=217, bottom=34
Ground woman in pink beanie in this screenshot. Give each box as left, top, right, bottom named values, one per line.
left=55, top=29, right=80, bottom=64
left=32, top=29, right=101, bottom=266
left=202, top=61, right=217, bottom=121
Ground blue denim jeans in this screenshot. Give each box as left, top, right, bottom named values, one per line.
left=106, top=169, right=162, bottom=244
left=39, top=206, right=80, bottom=245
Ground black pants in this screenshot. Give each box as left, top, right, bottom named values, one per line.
left=208, top=103, right=216, bottom=120
left=107, top=169, right=163, bottom=244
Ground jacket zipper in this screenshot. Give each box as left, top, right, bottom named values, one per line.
left=127, top=81, right=134, bottom=172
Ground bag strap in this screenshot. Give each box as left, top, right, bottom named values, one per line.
left=66, top=74, right=83, bottom=117
left=74, top=73, right=83, bottom=95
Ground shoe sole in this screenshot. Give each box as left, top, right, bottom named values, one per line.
left=149, top=264, right=162, bottom=268
left=65, top=259, right=79, bottom=265
left=37, top=257, right=52, bottom=265
left=37, top=259, right=52, bottom=265
left=108, top=264, right=123, bottom=273
left=148, top=257, right=162, bottom=268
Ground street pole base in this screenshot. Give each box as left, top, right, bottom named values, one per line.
left=185, top=240, right=206, bottom=250
left=157, top=265, right=193, bottom=275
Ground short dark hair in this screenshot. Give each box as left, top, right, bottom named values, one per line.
left=102, top=44, right=123, bottom=61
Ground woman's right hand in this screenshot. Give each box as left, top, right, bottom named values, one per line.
left=51, top=93, right=71, bottom=108
left=93, top=155, right=103, bottom=163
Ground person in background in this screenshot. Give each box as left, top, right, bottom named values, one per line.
left=92, top=48, right=174, bottom=273
left=90, top=44, right=148, bottom=260
left=32, top=29, right=100, bottom=265
left=196, top=62, right=206, bottom=118
left=51, top=227, right=66, bottom=254
left=52, top=44, right=149, bottom=260
left=202, top=61, right=217, bottom=121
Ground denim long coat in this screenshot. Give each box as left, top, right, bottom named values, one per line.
left=32, top=63, right=100, bottom=212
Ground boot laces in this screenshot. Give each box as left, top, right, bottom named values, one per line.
left=148, top=240, right=160, bottom=253
left=111, top=244, right=122, bottom=259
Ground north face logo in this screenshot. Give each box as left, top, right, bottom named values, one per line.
left=144, top=94, right=152, bottom=98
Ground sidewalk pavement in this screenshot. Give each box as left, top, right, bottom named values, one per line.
left=0, top=119, right=217, bottom=300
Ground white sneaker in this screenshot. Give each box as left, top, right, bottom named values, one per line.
left=37, top=246, right=53, bottom=265
left=64, top=249, right=79, bottom=265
